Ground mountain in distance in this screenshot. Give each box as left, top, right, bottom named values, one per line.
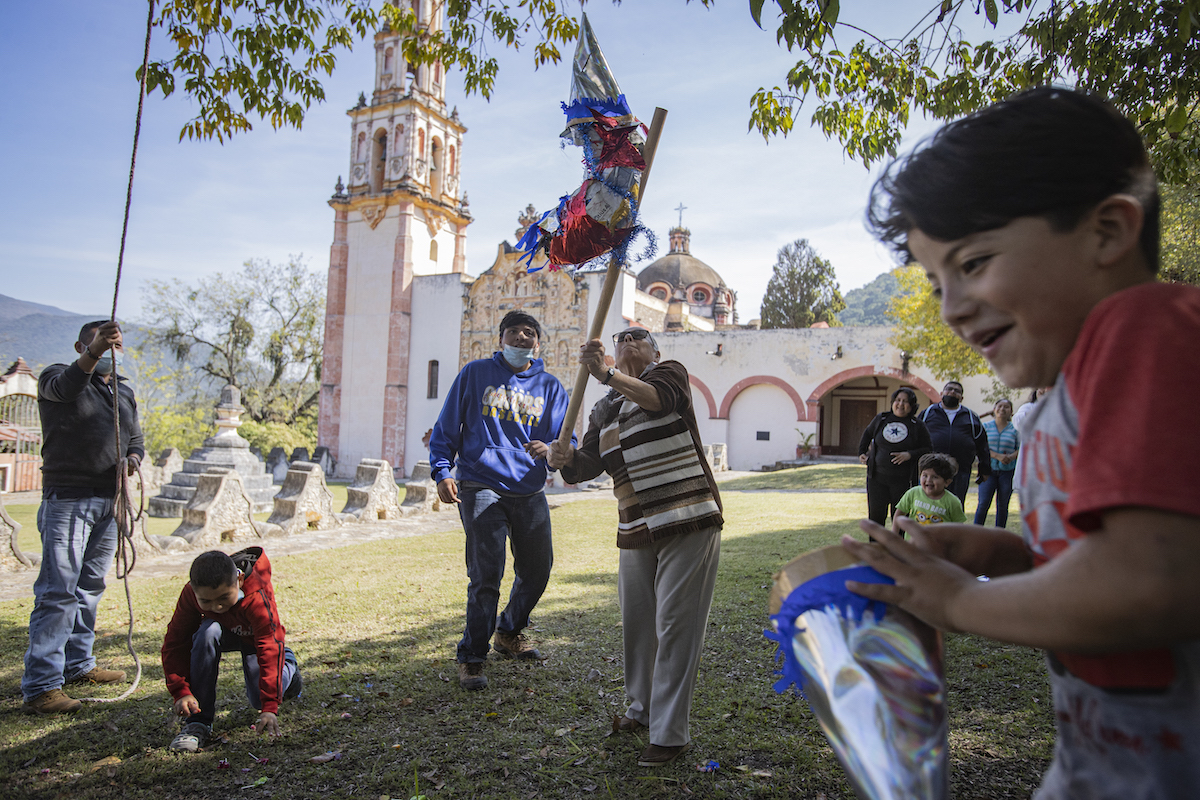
left=837, top=270, right=901, bottom=327
left=0, top=294, right=143, bottom=373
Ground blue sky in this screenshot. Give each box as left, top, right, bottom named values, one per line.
left=0, top=1, right=951, bottom=322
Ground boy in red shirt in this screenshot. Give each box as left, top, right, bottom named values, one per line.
left=844, top=88, right=1200, bottom=797
left=162, top=548, right=301, bottom=752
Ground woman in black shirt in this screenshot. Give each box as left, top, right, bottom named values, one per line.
left=858, top=387, right=931, bottom=526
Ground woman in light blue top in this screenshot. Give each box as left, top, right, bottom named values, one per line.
left=974, top=399, right=1020, bottom=528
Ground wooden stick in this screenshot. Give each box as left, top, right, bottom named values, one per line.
left=556, top=107, right=668, bottom=447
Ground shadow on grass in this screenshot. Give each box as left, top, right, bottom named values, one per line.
left=1, top=497, right=1051, bottom=800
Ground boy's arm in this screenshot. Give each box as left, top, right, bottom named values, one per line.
left=243, top=590, right=287, bottom=724
left=161, top=586, right=203, bottom=703
left=947, top=496, right=968, bottom=524
left=428, top=367, right=470, bottom=485
left=846, top=507, right=1200, bottom=652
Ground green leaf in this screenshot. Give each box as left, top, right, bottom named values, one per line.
left=1167, top=104, right=1190, bottom=134
left=984, top=0, right=998, bottom=25
left=749, top=0, right=766, bottom=29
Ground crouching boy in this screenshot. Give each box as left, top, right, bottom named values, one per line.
left=844, top=87, right=1200, bottom=797
left=162, top=548, right=301, bottom=752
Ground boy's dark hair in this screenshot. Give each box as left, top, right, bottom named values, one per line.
left=919, top=452, right=959, bottom=482
left=498, top=310, right=542, bottom=340
left=867, top=87, right=1159, bottom=272
left=890, top=387, right=919, bottom=417
left=190, top=550, right=238, bottom=589
left=78, top=320, right=109, bottom=345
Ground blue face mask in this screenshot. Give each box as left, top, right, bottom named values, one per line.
left=502, top=345, right=536, bottom=368
left=93, top=352, right=123, bottom=375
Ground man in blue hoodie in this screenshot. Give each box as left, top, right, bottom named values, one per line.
left=430, top=311, right=571, bottom=690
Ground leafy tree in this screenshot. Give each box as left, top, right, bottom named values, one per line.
left=144, top=0, right=579, bottom=142
left=239, top=418, right=317, bottom=456
left=1161, top=183, right=1200, bottom=284
left=141, top=256, right=325, bottom=426
left=887, top=265, right=990, bottom=382
left=838, top=270, right=901, bottom=326
left=760, top=239, right=846, bottom=329
left=747, top=0, right=1200, bottom=182
left=126, top=346, right=212, bottom=456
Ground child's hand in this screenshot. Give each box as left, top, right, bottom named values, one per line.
left=524, top=440, right=550, bottom=460
left=254, top=711, right=281, bottom=738
left=174, top=695, right=201, bottom=717
left=841, top=521, right=978, bottom=633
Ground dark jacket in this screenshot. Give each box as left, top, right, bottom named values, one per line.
left=921, top=403, right=992, bottom=480
left=858, top=412, right=931, bottom=484
left=38, top=362, right=144, bottom=493
left=162, top=548, right=288, bottom=715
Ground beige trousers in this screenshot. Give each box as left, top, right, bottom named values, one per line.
left=618, top=526, right=721, bottom=747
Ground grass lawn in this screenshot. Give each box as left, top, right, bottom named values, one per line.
left=0, top=491, right=1050, bottom=799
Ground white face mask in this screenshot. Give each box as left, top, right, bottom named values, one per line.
left=94, top=352, right=123, bottom=375
left=503, top=345, right=536, bottom=368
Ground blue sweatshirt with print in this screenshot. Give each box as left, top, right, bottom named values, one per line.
left=429, top=353, right=572, bottom=495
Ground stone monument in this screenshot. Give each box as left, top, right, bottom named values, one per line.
left=342, top=458, right=403, bottom=521
left=148, top=385, right=278, bottom=516
left=266, top=461, right=341, bottom=535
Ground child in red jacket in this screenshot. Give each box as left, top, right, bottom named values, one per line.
left=162, top=548, right=301, bottom=752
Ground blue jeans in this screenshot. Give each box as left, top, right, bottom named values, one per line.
left=974, top=470, right=1015, bottom=528
left=187, top=619, right=299, bottom=727
left=457, top=485, right=553, bottom=663
left=23, top=492, right=118, bottom=700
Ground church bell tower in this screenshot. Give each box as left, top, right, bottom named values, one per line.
left=319, top=0, right=471, bottom=476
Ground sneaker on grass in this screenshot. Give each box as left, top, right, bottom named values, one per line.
left=169, top=722, right=211, bottom=753
left=457, top=662, right=488, bottom=690
left=493, top=630, right=544, bottom=661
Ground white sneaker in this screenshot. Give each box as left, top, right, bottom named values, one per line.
left=169, top=722, right=210, bottom=753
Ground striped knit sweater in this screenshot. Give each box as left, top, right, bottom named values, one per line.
left=562, top=361, right=723, bottom=549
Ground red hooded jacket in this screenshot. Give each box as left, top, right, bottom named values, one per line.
left=161, top=548, right=288, bottom=714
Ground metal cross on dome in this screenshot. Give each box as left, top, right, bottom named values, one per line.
left=675, top=202, right=687, bottom=228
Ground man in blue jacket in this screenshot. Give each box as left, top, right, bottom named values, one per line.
left=430, top=311, right=571, bottom=690
left=921, top=380, right=992, bottom=504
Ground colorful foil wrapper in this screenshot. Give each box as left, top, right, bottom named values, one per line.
left=766, top=560, right=948, bottom=799
left=516, top=13, right=653, bottom=273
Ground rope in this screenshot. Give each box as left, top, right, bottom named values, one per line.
left=81, top=0, right=155, bottom=704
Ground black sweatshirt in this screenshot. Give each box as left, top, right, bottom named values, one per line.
left=38, top=362, right=145, bottom=494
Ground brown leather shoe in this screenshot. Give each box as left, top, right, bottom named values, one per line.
left=68, top=667, right=127, bottom=685
left=493, top=630, right=544, bottom=661
left=23, top=688, right=83, bottom=715
left=637, top=743, right=690, bottom=767
left=613, top=714, right=646, bottom=733
left=457, top=662, right=488, bottom=690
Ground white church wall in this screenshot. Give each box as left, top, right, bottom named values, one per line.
left=405, top=272, right=470, bottom=476
left=337, top=212, right=402, bottom=469
left=726, top=384, right=799, bottom=470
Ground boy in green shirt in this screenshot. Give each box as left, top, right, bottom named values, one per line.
left=895, top=453, right=966, bottom=525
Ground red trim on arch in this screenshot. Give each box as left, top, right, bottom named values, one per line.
left=805, top=367, right=940, bottom=411
left=718, top=376, right=807, bottom=421
left=688, top=374, right=719, bottom=419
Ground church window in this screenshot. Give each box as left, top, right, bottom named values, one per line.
left=427, top=360, right=439, bottom=399
left=430, top=137, right=443, bottom=197
left=650, top=288, right=667, bottom=301
left=691, top=288, right=710, bottom=304
left=371, top=128, right=388, bottom=193
left=430, top=240, right=438, bottom=262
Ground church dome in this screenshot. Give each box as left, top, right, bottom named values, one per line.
left=636, top=227, right=726, bottom=301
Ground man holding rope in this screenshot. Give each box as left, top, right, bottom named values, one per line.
left=22, top=320, right=143, bottom=715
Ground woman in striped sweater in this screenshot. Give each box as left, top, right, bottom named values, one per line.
left=546, top=327, right=723, bottom=768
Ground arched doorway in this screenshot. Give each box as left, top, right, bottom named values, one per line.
left=807, top=368, right=939, bottom=456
